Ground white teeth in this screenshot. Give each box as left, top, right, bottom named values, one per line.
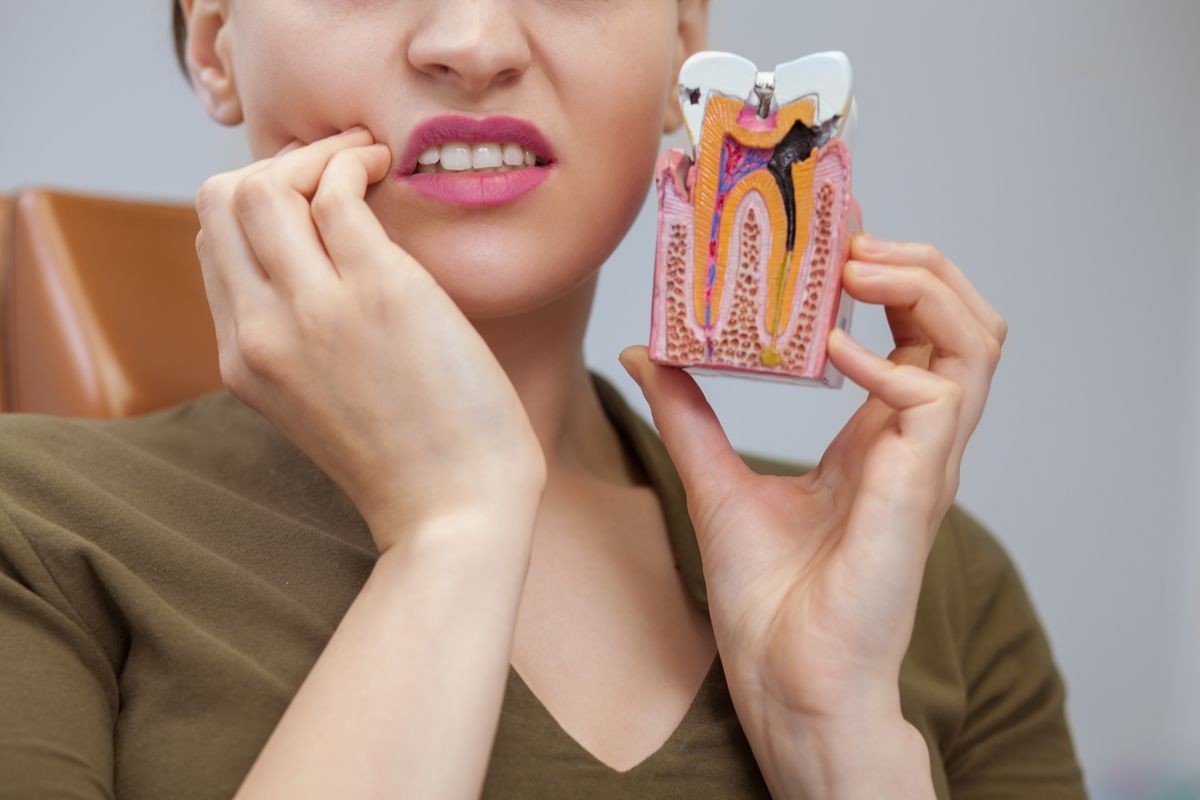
left=414, top=142, right=543, bottom=173
left=440, top=143, right=472, bottom=171
left=502, top=143, right=525, bottom=166
left=472, top=143, right=503, bottom=169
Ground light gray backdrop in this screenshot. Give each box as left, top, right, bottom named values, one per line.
left=2, top=2, right=1197, bottom=797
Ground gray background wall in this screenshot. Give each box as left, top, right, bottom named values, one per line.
left=2, top=1, right=1197, bottom=797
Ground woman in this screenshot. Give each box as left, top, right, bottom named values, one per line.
left=0, top=0, right=1086, bottom=797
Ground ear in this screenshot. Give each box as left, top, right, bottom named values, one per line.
left=178, top=0, right=243, bottom=126
left=663, top=0, right=709, bottom=136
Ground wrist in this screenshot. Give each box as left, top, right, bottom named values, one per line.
left=369, top=498, right=539, bottom=566
left=753, top=705, right=935, bottom=800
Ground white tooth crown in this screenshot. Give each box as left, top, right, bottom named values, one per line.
left=677, top=50, right=855, bottom=156
left=502, top=143, right=525, bottom=166
left=472, top=143, right=503, bottom=169
left=440, top=143, right=472, bottom=171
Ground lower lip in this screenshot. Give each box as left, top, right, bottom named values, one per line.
left=396, top=165, right=555, bottom=208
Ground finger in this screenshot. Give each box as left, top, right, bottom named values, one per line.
left=194, top=227, right=233, bottom=345
left=232, top=129, right=374, bottom=294
left=825, top=328, right=959, bottom=469
left=849, top=234, right=1007, bottom=347
left=617, top=345, right=755, bottom=523
left=840, top=260, right=998, bottom=478
left=841, top=260, right=994, bottom=388
left=229, top=130, right=369, bottom=292
left=193, top=137, right=304, bottom=290
left=195, top=174, right=276, bottom=318
left=193, top=222, right=261, bottom=397
left=310, top=144, right=403, bottom=276
left=261, top=126, right=374, bottom=198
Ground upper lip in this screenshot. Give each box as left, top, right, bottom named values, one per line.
left=397, top=114, right=557, bottom=175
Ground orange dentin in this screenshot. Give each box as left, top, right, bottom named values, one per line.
left=713, top=174, right=785, bottom=332
left=770, top=155, right=816, bottom=338
left=691, top=95, right=818, bottom=338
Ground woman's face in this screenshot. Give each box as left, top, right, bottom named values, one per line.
left=195, top=0, right=706, bottom=318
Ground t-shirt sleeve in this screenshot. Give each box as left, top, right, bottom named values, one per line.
left=942, top=504, right=1088, bottom=798
left=0, top=502, right=117, bottom=800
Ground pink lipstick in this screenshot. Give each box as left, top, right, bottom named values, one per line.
left=393, top=114, right=557, bottom=209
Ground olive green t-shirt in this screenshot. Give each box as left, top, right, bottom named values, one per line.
left=0, top=371, right=1086, bottom=799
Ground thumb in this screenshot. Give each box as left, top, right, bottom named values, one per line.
left=617, top=345, right=752, bottom=505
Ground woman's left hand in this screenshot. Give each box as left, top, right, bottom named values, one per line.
left=618, top=232, right=1006, bottom=797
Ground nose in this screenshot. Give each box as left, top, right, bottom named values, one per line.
left=408, top=0, right=533, bottom=97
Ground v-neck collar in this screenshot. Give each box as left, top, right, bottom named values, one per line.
left=588, top=369, right=709, bottom=615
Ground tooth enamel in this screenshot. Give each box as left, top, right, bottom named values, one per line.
left=417, top=146, right=441, bottom=165
left=677, top=50, right=854, bottom=156
left=771, top=51, right=853, bottom=128
left=524, top=150, right=535, bottom=167
left=677, top=52, right=758, bottom=152
left=472, top=143, right=503, bottom=169
left=440, top=142, right=472, bottom=171
left=502, top=143, right=525, bottom=166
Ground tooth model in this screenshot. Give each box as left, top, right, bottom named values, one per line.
left=649, top=50, right=862, bottom=388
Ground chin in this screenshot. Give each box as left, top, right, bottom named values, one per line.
left=399, top=234, right=595, bottom=319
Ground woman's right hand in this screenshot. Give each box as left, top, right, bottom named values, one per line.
left=194, top=127, right=547, bottom=555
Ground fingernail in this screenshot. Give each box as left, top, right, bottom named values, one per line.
left=342, top=125, right=367, bottom=135
left=851, top=260, right=883, bottom=276
left=857, top=232, right=889, bottom=253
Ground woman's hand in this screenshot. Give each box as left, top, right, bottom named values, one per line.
left=618, top=232, right=1006, bottom=796
left=194, top=128, right=547, bottom=553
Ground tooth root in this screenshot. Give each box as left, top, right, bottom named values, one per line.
left=502, top=143, right=525, bottom=166
left=417, top=146, right=441, bottom=165
left=472, top=143, right=503, bottom=169
left=440, top=142, right=472, bottom=171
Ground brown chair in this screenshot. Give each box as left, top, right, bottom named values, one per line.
left=0, top=187, right=222, bottom=418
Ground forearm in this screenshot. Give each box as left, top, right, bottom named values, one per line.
left=233, top=506, right=538, bottom=800
left=750, top=702, right=936, bottom=800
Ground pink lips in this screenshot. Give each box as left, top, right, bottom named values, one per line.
left=393, top=114, right=557, bottom=209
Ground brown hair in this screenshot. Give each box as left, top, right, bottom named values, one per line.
left=172, top=2, right=190, bottom=85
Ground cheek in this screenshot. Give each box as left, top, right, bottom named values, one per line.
left=233, top=17, right=380, bottom=157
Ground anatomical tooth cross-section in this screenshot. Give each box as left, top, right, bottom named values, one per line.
left=648, top=50, right=862, bottom=388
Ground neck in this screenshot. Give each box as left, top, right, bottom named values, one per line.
left=465, top=272, right=642, bottom=491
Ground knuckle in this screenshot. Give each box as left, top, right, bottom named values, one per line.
left=291, top=290, right=333, bottom=334
left=194, top=175, right=230, bottom=216
left=217, top=346, right=244, bottom=394
left=233, top=318, right=281, bottom=376
left=913, top=265, right=940, bottom=293
left=994, top=313, right=1009, bottom=346
left=982, top=332, right=1003, bottom=366
left=232, top=172, right=277, bottom=217
left=309, top=185, right=350, bottom=224
left=194, top=229, right=206, bottom=256
left=908, top=240, right=942, bottom=265
left=940, top=378, right=965, bottom=409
